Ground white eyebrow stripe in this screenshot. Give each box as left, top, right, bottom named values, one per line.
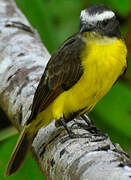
left=80, top=10, right=115, bottom=22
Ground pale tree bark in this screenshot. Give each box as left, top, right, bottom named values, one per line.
left=0, top=0, right=131, bottom=180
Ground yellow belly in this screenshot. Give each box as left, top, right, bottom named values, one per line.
left=52, top=39, right=127, bottom=119
left=29, top=38, right=127, bottom=135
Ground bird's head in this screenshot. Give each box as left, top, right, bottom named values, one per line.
left=80, top=4, right=121, bottom=38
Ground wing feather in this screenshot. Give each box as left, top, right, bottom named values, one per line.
left=27, top=33, right=84, bottom=123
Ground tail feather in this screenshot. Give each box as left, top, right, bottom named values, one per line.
left=5, top=125, right=30, bottom=177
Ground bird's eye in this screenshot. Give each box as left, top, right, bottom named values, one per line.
left=102, top=20, right=109, bottom=26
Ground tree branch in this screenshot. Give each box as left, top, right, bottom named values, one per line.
left=0, top=0, right=131, bottom=179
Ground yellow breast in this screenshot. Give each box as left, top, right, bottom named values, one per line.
left=52, top=38, right=127, bottom=119
left=29, top=37, right=127, bottom=135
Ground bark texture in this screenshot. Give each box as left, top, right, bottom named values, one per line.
left=0, top=0, right=131, bottom=179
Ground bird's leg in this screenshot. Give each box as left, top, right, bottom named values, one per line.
left=58, top=117, right=78, bottom=138
left=71, top=114, right=96, bottom=132
left=57, top=116, right=107, bottom=139
left=57, top=117, right=93, bottom=138
left=81, top=114, right=94, bottom=126
left=58, top=117, right=72, bottom=135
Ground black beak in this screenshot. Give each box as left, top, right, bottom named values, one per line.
left=80, top=23, right=94, bottom=33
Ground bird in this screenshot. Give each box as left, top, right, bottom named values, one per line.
left=5, top=4, right=127, bottom=177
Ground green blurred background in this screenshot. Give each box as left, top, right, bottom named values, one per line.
left=0, top=0, right=131, bottom=179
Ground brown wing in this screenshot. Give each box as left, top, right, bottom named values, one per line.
left=27, top=33, right=84, bottom=124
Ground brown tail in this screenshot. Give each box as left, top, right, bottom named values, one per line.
left=5, top=125, right=31, bottom=177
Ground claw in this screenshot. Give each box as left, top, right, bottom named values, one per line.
left=58, top=117, right=107, bottom=140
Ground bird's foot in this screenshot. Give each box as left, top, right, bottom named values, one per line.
left=71, top=121, right=107, bottom=138
left=57, top=117, right=107, bottom=139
